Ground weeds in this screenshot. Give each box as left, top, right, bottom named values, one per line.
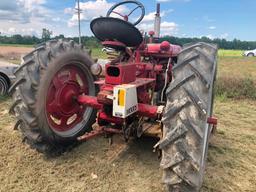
left=215, top=76, right=256, bottom=99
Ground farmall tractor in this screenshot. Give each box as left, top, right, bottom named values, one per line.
left=9, top=1, right=218, bottom=191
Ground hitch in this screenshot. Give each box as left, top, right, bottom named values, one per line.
left=77, top=126, right=122, bottom=142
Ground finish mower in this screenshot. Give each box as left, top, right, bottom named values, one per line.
left=9, top=1, right=218, bottom=191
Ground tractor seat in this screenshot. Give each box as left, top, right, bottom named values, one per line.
left=90, top=17, right=143, bottom=48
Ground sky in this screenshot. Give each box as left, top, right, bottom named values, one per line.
left=0, top=0, right=255, bottom=41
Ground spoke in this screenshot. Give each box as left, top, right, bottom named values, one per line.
left=69, top=68, right=77, bottom=81
left=128, top=6, right=140, bottom=16
left=112, top=11, right=125, bottom=18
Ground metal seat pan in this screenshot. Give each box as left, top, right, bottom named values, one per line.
left=90, top=17, right=143, bottom=47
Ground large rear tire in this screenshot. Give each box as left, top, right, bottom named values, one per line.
left=9, top=39, right=98, bottom=155
left=0, top=75, right=9, bottom=96
left=160, top=42, right=217, bottom=191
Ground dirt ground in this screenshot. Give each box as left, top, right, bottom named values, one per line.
left=0, top=46, right=33, bottom=63
left=0, top=47, right=255, bottom=192
left=0, top=99, right=255, bottom=192
left=0, top=46, right=33, bottom=56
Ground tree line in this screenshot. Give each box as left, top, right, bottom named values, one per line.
left=160, top=36, right=256, bottom=50
left=0, top=31, right=255, bottom=50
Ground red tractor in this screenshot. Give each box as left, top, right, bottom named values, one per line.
left=9, top=1, right=217, bottom=191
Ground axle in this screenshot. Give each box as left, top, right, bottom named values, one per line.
left=77, top=95, right=164, bottom=119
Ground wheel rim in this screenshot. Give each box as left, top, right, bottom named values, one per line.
left=46, top=64, right=90, bottom=133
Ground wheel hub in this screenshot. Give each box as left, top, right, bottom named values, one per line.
left=46, top=65, right=89, bottom=132
left=57, top=82, right=80, bottom=115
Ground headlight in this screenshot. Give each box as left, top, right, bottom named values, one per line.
left=90, top=63, right=102, bottom=76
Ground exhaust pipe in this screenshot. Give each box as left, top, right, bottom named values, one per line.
left=154, top=3, right=161, bottom=38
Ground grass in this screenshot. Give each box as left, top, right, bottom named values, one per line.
left=216, top=77, right=256, bottom=99
left=218, top=49, right=244, bottom=57
left=0, top=45, right=256, bottom=191
left=92, top=48, right=246, bottom=58
left=0, top=97, right=255, bottom=192
left=216, top=57, right=256, bottom=99
left=202, top=99, right=256, bottom=192
left=91, top=48, right=108, bottom=59
left=217, top=57, right=256, bottom=80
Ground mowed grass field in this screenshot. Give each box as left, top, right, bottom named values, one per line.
left=0, top=46, right=256, bottom=192
left=218, top=49, right=244, bottom=57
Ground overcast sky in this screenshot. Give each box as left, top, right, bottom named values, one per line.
left=0, top=0, right=255, bottom=41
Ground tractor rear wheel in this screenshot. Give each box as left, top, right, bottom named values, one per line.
left=160, top=42, right=217, bottom=191
left=9, top=39, right=98, bottom=155
left=0, top=75, right=9, bottom=95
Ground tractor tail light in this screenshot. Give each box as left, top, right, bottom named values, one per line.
left=118, top=89, right=125, bottom=106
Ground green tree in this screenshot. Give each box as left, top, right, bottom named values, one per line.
left=42, top=28, right=52, bottom=42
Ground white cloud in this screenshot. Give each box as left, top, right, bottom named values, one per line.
left=0, top=0, right=180, bottom=38
left=161, top=21, right=179, bottom=35
left=206, top=34, right=214, bottom=39
left=200, top=33, right=230, bottom=40
left=209, top=26, right=216, bottom=30
left=142, top=12, right=156, bottom=22
left=0, top=27, right=39, bottom=36
left=138, top=21, right=178, bottom=36
left=142, top=9, right=174, bottom=22
left=66, top=0, right=115, bottom=27
left=138, top=7, right=177, bottom=36
left=220, top=33, right=229, bottom=39
left=0, top=0, right=65, bottom=37
left=157, top=0, right=191, bottom=2
left=8, top=27, right=16, bottom=34
left=64, top=7, right=74, bottom=15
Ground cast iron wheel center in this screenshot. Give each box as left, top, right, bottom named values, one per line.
left=46, top=65, right=89, bottom=132
left=57, top=82, right=80, bottom=115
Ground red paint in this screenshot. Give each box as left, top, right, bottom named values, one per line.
left=46, top=65, right=89, bottom=132
left=124, top=15, right=129, bottom=22
left=149, top=31, right=155, bottom=36
left=139, top=43, right=181, bottom=58
left=147, top=43, right=162, bottom=53
left=207, top=117, right=218, bottom=125
left=77, top=95, right=102, bottom=110
left=77, top=129, right=104, bottom=141
left=105, top=63, right=137, bottom=85
left=160, top=41, right=171, bottom=51
left=77, top=95, right=161, bottom=119
left=98, top=112, right=124, bottom=125
left=137, top=103, right=159, bottom=118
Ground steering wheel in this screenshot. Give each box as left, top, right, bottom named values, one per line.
left=106, top=0, right=145, bottom=26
